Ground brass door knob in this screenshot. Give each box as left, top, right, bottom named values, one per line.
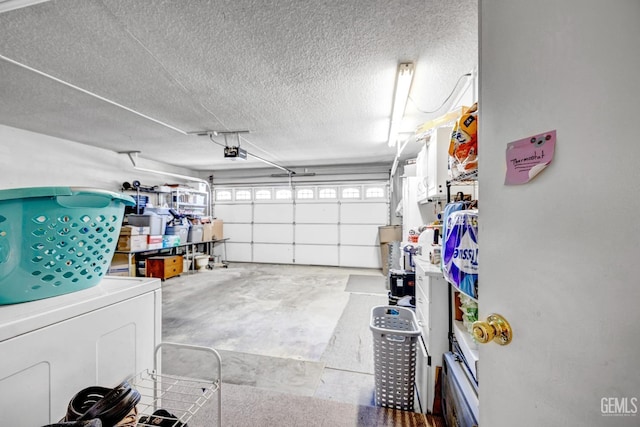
left=472, top=313, right=512, bottom=345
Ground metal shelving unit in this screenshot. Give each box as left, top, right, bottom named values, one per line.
left=171, top=188, right=209, bottom=217
left=128, top=342, right=222, bottom=427
left=444, top=168, right=478, bottom=357
left=445, top=170, right=478, bottom=202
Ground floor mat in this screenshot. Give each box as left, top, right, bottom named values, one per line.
left=321, top=293, right=388, bottom=374
left=345, top=274, right=388, bottom=294
left=314, top=368, right=376, bottom=407
left=160, top=347, right=324, bottom=397
left=189, top=382, right=433, bottom=427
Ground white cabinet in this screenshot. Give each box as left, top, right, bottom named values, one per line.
left=415, top=177, right=429, bottom=203
left=0, top=277, right=161, bottom=426
left=416, top=126, right=453, bottom=202
left=414, top=259, right=450, bottom=413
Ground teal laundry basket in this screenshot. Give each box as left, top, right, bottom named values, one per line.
left=0, top=187, right=135, bottom=304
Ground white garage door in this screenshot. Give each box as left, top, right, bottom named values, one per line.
left=213, top=183, right=389, bottom=268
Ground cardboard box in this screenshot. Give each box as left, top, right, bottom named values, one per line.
left=378, top=225, right=401, bottom=243
left=117, top=235, right=147, bottom=252
left=212, top=219, right=223, bottom=240
left=202, top=223, right=214, bottom=242
left=147, top=243, right=163, bottom=250
left=381, top=242, right=390, bottom=277
left=108, top=254, right=135, bottom=277
left=119, top=225, right=150, bottom=236
left=147, top=235, right=163, bottom=245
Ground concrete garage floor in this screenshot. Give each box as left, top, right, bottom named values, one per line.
left=159, top=262, right=389, bottom=407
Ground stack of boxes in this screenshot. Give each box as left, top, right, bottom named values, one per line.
left=201, top=218, right=223, bottom=241
left=108, top=225, right=154, bottom=277
left=107, top=255, right=134, bottom=277
left=378, top=225, right=401, bottom=277
left=108, top=215, right=224, bottom=277
left=117, top=225, right=150, bottom=251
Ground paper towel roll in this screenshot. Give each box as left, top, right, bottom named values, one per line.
left=442, top=209, right=478, bottom=299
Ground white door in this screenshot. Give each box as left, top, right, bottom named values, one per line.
left=479, top=2, right=640, bottom=426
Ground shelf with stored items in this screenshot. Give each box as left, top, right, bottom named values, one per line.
left=171, top=187, right=210, bottom=217
left=445, top=103, right=479, bottom=203
left=451, top=318, right=479, bottom=387
left=439, top=104, right=480, bottom=422
left=112, top=238, right=229, bottom=277
left=442, top=188, right=479, bottom=360
left=121, top=182, right=174, bottom=215
left=415, top=102, right=478, bottom=412
left=446, top=170, right=478, bottom=203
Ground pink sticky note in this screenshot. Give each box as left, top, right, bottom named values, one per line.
left=505, top=130, right=556, bottom=185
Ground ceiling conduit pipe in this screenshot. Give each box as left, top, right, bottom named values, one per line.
left=389, top=134, right=413, bottom=179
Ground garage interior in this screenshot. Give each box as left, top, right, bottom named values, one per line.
left=3, top=1, right=640, bottom=427
left=1, top=0, right=472, bottom=426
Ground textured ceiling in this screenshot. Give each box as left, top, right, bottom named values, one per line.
left=0, top=0, right=477, bottom=172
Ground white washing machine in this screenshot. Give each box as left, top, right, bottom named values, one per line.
left=0, top=276, right=161, bottom=425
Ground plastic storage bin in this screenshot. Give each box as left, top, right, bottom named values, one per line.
left=165, top=225, right=189, bottom=244
left=127, top=214, right=166, bottom=236
left=0, top=187, right=134, bottom=304
left=188, top=225, right=204, bottom=243
left=370, top=305, right=422, bottom=411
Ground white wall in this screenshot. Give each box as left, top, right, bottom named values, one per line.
left=480, top=1, right=640, bottom=426
left=0, top=124, right=197, bottom=190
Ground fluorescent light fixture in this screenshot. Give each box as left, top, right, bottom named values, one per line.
left=0, top=0, right=50, bottom=13
left=387, top=62, right=415, bottom=147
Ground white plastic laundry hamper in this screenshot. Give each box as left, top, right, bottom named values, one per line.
left=370, top=305, right=422, bottom=411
